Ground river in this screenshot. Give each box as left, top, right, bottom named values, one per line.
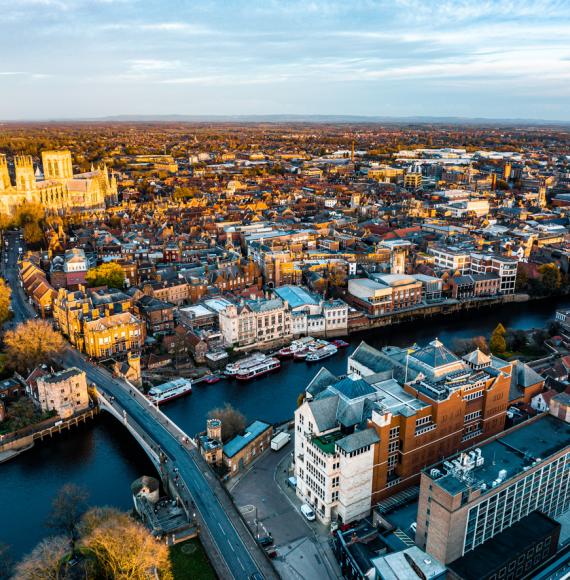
left=2, top=297, right=568, bottom=558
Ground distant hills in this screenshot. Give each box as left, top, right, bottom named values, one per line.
left=4, top=114, right=570, bottom=126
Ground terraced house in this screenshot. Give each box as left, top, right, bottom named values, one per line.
left=294, top=339, right=544, bottom=525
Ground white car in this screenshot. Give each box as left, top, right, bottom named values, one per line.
left=300, top=504, right=316, bottom=521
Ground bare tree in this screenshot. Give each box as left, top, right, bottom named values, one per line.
left=46, top=484, right=89, bottom=556
left=12, top=536, right=69, bottom=580
left=208, top=403, right=246, bottom=442
left=4, top=320, right=65, bottom=373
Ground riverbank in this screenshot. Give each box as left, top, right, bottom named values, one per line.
left=3, top=296, right=569, bottom=559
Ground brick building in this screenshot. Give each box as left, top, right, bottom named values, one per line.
left=294, top=339, right=542, bottom=525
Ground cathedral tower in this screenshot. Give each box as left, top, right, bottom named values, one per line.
left=0, top=154, right=11, bottom=192
left=15, top=155, right=36, bottom=191
left=42, top=150, right=73, bottom=181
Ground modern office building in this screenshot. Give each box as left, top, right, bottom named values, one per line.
left=415, top=413, right=570, bottom=564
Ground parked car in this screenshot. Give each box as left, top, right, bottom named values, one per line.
left=257, top=535, right=273, bottom=547
left=300, top=504, right=316, bottom=521
left=287, top=476, right=297, bottom=489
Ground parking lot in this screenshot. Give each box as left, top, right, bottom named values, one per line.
left=229, top=435, right=342, bottom=580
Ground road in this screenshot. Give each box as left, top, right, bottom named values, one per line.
left=3, top=231, right=274, bottom=580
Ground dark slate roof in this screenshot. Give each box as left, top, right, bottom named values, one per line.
left=336, top=428, right=380, bottom=454
left=351, top=341, right=396, bottom=374
left=308, top=394, right=340, bottom=432
left=306, top=367, right=339, bottom=398
left=411, top=338, right=460, bottom=369
left=448, top=511, right=559, bottom=580
left=332, top=376, right=376, bottom=400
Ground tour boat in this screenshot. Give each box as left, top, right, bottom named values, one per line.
left=278, top=337, right=315, bottom=358
left=235, top=357, right=281, bottom=381
left=224, top=353, right=267, bottom=376
left=147, top=378, right=192, bottom=405
left=306, top=344, right=338, bottom=362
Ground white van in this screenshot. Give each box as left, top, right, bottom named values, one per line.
left=300, top=504, right=316, bottom=521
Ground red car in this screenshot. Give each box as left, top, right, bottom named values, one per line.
left=203, top=375, right=221, bottom=384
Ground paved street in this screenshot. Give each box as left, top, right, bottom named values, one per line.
left=4, top=233, right=276, bottom=580
left=230, top=437, right=342, bottom=580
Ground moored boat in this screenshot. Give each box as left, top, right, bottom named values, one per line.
left=235, top=357, right=281, bottom=381
left=147, top=378, right=193, bottom=405
left=224, top=352, right=267, bottom=376
left=306, top=344, right=338, bottom=362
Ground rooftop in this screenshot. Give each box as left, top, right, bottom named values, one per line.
left=223, top=420, right=271, bottom=458
left=273, top=285, right=319, bottom=309
left=448, top=511, right=560, bottom=580
left=428, top=414, right=570, bottom=496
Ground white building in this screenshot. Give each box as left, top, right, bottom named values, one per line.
left=218, top=297, right=291, bottom=348
left=294, top=374, right=380, bottom=525
left=428, top=246, right=471, bottom=274
left=273, top=285, right=348, bottom=337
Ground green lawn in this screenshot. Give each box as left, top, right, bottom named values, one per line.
left=170, top=538, right=216, bottom=580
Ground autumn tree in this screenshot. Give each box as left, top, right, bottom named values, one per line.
left=14, top=202, right=45, bottom=245
left=0, top=277, right=12, bottom=325
left=85, top=262, right=125, bottom=289
left=46, top=484, right=89, bottom=556
left=490, top=323, right=507, bottom=355
left=4, top=319, right=65, bottom=373
left=13, top=536, right=69, bottom=580
left=5, top=397, right=36, bottom=430
left=208, top=403, right=246, bottom=442
left=538, top=263, right=562, bottom=294
left=80, top=507, right=172, bottom=580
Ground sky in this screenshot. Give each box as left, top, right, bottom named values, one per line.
left=1, top=0, right=570, bottom=121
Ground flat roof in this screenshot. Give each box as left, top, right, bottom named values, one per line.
left=429, top=414, right=570, bottom=496
left=448, top=511, right=560, bottom=579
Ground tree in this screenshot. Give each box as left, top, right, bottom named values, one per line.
left=13, top=536, right=69, bottom=580
left=0, top=277, right=12, bottom=326
left=4, top=319, right=65, bottom=373
left=5, top=397, right=36, bottom=430
left=14, top=202, right=45, bottom=246
left=80, top=507, right=172, bottom=580
left=207, top=403, right=246, bottom=443
left=538, top=263, right=561, bottom=294
left=490, top=323, right=507, bottom=355
left=515, top=267, right=528, bottom=292
left=85, top=262, right=125, bottom=289
left=46, top=484, right=89, bottom=556
left=297, top=392, right=306, bottom=408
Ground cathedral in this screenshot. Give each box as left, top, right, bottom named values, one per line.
left=0, top=150, right=118, bottom=216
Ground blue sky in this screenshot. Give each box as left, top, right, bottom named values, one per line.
left=1, top=0, right=570, bottom=120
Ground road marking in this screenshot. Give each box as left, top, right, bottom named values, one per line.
left=228, top=541, right=235, bottom=552
left=218, top=523, right=226, bottom=536
left=237, top=557, right=245, bottom=571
